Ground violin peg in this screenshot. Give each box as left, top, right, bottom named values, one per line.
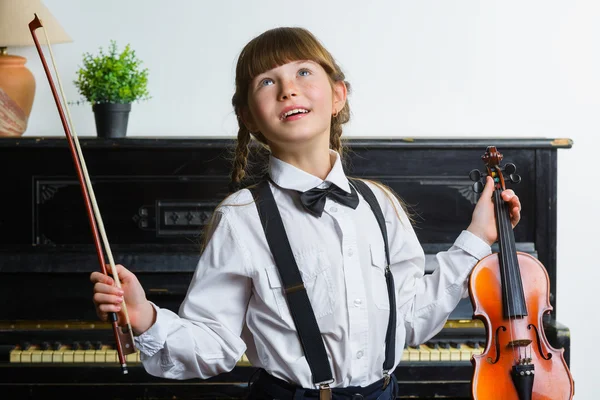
left=469, top=169, right=482, bottom=182
left=504, top=163, right=517, bottom=175
left=472, top=181, right=484, bottom=193
left=510, top=174, right=521, bottom=184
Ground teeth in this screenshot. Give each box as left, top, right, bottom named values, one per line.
left=282, top=109, right=309, bottom=119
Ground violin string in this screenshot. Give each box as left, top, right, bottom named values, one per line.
left=503, top=188, right=520, bottom=362
left=504, top=183, right=529, bottom=364
left=500, top=183, right=521, bottom=363
left=506, top=180, right=526, bottom=362
left=40, top=27, right=133, bottom=329
left=496, top=181, right=517, bottom=363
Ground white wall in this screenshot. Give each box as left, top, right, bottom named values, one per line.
left=11, top=0, right=599, bottom=397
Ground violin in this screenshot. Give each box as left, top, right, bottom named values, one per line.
left=468, top=146, right=574, bottom=400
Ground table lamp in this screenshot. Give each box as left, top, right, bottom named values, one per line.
left=0, top=0, right=71, bottom=137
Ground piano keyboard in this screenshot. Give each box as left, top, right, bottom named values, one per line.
left=9, top=340, right=483, bottom=365
left=8, top=341, right=252, bottom=366
left=401, top=341, right=486, bottom=362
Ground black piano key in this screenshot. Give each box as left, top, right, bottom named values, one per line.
left=467, top=341, right=480, bottom=349
left=19, top=341, right=31, bottom=351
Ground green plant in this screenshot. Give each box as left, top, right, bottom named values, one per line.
left=73, top=40, right=150, bottom=104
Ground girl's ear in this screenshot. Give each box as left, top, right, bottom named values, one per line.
left=239, top=107, right=258, bottom=132
left=332, top=80, right=348, bottom=115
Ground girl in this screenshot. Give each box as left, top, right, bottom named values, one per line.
left=90, top=27, right=521, bottom=400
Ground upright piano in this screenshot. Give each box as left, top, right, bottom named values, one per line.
left=0, top=137, right=572, bottom=399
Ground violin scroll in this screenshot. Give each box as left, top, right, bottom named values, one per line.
left=469, top=146, right=521, bottom=194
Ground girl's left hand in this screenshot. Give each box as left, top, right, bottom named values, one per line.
left=467, top=176, right=521, bottom=246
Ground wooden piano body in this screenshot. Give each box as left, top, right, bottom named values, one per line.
left=0, top=137, right=572, bottom=399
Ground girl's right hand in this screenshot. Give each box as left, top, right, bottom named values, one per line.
left=90, top=264, right=156, bottom=335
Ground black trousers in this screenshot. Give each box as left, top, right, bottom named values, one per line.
left=246, top=369, right=399, bottom=400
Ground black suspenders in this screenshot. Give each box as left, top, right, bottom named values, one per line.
left=250, top=178, right=396, bottom=394
left=349, top=178, right=397, bottom=377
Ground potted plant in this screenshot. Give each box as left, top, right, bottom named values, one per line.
left=73, top=40, right=150, bottom=138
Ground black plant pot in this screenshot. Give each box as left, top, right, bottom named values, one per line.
left=92, top=103, right=131, bottom=138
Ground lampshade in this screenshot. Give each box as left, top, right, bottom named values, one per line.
left=0, top=0, right=72, bottom=137
left=0, top=0, right=72, bottom=47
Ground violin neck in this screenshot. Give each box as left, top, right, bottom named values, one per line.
left=494, top=189, right=528, bottom=319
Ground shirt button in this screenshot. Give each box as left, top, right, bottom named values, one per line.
left=356, top=350, right=364, bottom=359
left=348, top=248, right=354, bottom=257
left=354, top=299, right=362, bottom=307
left=330, top=206, right=338, bottom=213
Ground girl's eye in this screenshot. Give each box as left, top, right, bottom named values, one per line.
left=259, top=78, right=274, bottom=87
left=298, top=69, right=311, bottom=77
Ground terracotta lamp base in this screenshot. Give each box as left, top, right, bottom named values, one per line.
left=0, top=54, right=35, bottom=137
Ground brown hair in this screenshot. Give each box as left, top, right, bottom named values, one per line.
left=229, top=27, right=351, bottom=192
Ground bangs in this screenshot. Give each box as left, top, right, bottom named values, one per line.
left=237, top=28, right=335, bottom=85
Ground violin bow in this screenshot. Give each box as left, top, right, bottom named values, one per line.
left=28, top=13, right=136, bottom=374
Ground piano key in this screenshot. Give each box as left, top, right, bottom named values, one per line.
left=418, top=344, right=431, bottom=361
left=467, top=340, right=484, bottom=357
left=237, top=353, right=251, bottom=366
left=63, top=349, right=75, bottom=363
left=106, top=349, right=117, bottom=363
left=21, top=344, right=40, bottom=363
left=41, top=350, right=54, bottom=362
left=84, top=350, right=96, bottom=363
left=401, top=346, right=410, bottom=361
left=52, top=344, right=68, bottom=363
left=407, top=346, right=420, bottom=361
left=125, top=351, right=138, bottom=363
left=458, top=343, right=474, bottom=361
left=449, top=342, right=461, bottom=361
left=425, top=342, right=440, bottom=361
left=31, top=348, right=43, bottom=363
left=9, top=347, right=21, bottom=363
left=438, top=342, right=451, bottom=361
left=95, top=345, right=112, bottom=363
left=72, top=341, right=85, bottom=363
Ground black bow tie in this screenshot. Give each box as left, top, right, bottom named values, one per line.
left=300, top=183, right=359, bottom=217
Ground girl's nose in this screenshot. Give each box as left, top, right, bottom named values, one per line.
left=278, top=81, right=298, bottom=100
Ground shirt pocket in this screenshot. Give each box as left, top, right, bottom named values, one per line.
left=265, top=248, right=335, bottom=321
left=370, top=243, right=390, bottom=310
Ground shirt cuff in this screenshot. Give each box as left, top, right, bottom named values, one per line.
left=453, top=230, right=492, bottom=260
left=134, top=302, right=178, bottom=357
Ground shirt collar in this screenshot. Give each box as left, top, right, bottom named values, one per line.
left=268, top=150, right=352, bottom=193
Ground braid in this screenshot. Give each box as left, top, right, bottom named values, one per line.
left=330, top=119, right=343, bottom=158
left=229, top=125, right=251, bottom=193
left=330, top=81, right=351, bottom=159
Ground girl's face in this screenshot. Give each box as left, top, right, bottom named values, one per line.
left=243, top=60, right=346, bottom=155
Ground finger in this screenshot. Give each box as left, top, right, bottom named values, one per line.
left=90, top=271, right=115, bottom=286
left=106, top=263, right=135, bottom=283
left=509, top=195, right=521, bottom=211
left=97, top=303, right=122, bottom=314
left=502, top=189, right=515, bottom=200
left=93, top=282, right=124, bottom=296
left=510, top=205, right=521, bottom=226
left=481, top=176, right=495, bottom=198
left=93, top=291, right=124, bottom=306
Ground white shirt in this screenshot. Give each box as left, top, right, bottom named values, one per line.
left=134, top=150, right=491, bottom=388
